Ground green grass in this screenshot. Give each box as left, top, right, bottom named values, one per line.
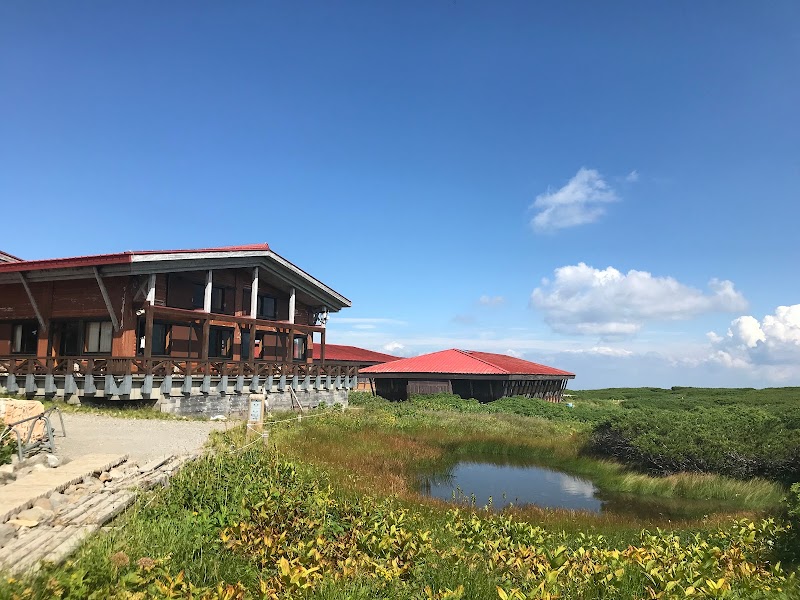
left=2, top=389, right=799, bottom=599
left=1, top=425, right=796, bottom=599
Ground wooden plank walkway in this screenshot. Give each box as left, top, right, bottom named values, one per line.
left=0, top=453, right=198, bottom=575
left=0, top=454, right=127, bottom=523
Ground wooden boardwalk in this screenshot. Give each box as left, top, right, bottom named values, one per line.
left=0, top=454, right=198, bottom=574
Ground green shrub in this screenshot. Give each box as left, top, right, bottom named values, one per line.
left=583, top=393, right=800, bottom=483
left=1, top=421, right=15, bottom=465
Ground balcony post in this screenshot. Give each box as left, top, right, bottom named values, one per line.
left=201, top=315, right=210, bottom=360
left=143, top=303, right=154, bottom=360
left=146, top=273, right=157, bottom=304
left=250, top=267, right=259, bottom=319
left=249, top=324, right=257, bottom=362
left=204, top=270, right=213, bottom=312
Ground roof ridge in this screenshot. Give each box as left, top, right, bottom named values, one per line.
left=454, top=349, right=510, bottom=374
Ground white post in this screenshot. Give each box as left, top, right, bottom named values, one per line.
left=204, top=270, right=212, bottom=312
left=288, top=287, right=296, bottom=324
left=250, top=267, right=259, bottom=319
left=146, top=274, right=156, bottom=305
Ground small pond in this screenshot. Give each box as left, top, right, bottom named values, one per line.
left=419, top=461, right=603, bottom=512
left=417, top=459, right=732, bottom=520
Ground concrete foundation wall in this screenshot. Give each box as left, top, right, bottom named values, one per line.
left=157, top=389, right=348, bottom=418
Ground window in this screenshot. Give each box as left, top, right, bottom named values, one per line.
left=209, top=327, right=233, bottom=359
left=56, top=321, right=82, bottom=356
left=84, top=321, right=113, bottom=354
left=152, top=323, right=171, bottom=355
left=243, top=291, right=278, bottom=319
left=257, top=295, right=277, bottom=319
left=292, top=335, right=307, bottom=361
left=136, top=320, right=173, bottom=356
left=12, top=322, right=38, bottom=354
left=241, top=328, right=250, bottom=360
left=192, top=283, right=225, bottom=312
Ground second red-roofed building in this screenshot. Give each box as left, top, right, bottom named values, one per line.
left=315, top=344, right=401, bottom=391
left=360, top=349, right=575, bottom=402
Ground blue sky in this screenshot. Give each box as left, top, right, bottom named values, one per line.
left=2, top=2, right=798, bottom=388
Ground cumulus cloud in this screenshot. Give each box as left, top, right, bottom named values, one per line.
left=531, top=263, right=748, bottom=336
left=478, top=295, right=505, bottom=306
left=530, top=168, right=619, bottom=232
left=383, top=341, right=405, bottom=353
left=708, top=304, right=800, bottom=371
left=505, top=348, right=523, bottom=358
left=625, top=170, right=639, bottom=183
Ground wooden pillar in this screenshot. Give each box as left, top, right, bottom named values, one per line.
left=204, top=270, right=213, bottom=313
left=201, top=316, right=210, bottom=360
left=320, top=328, right=326, bottom=364
left=250, top=268, right=259, bottom=319
left=143, top=304, right=154, bottom=359
left=146, top=274, right=156, bottom=304
left=249, top=324, right=257, bottom=361
left=286, top=326, right=294, bottom=362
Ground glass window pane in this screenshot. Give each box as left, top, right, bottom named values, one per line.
left=99, top=322, right=113, bottom=353
left=13, top=325, right=22, bottom=353
left=85, top=322, right=100, bottom=353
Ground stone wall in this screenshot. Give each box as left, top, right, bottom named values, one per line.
left=155, top=388, right=348, bottom=417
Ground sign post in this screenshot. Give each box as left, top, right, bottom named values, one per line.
left=247, top=394, right=265, bottom=440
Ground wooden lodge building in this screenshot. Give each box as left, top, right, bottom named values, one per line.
left=360, top=349, right=575, bottom=402
left=0, top=244, right=354, bottom=415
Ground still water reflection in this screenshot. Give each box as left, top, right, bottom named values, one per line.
left=419, top=461, right=603, bottom=512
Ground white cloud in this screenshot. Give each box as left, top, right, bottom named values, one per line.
left=625, top=170, right=639, bottom=183
left=563, top=346, right=634, bottom=357
left=530, top=168, right=619, bottom=232
left=330, top=317, right=406, bottom=327
left=531, top=263, right=748, bottom=336
left=708, top=304, right=800, bottom=372
left=505, top=348, right=523, bottom=358
left=478, top=295, right=505, bottom=306
left=383, top=341, right=405, bottom=353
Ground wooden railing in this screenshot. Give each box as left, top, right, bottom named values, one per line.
left=0, top=356, right=357, bottom=379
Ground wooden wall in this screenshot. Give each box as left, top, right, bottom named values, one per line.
left=0, top=267, right=318, bottom=358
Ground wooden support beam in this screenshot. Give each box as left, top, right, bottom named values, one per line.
left=143, top=303, right=154, bottom=359
left=248, top=323, right=256, bottom=361
left=203, top=270, right=213, bottom=313
left=320, top=328, right=326, bottom=364
left=250, top=267, right=259, bottom=319
left=92, top=267, right=120, bottom=332
left=146, top=274, right=156, bottom=305
left=201, top=317, right=210, bottom=360
left=18, top=272, right=47, bottom=333
left=286, top=327, right=294, bottom=362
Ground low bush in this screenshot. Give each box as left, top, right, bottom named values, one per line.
left=584, top=398, right=800, bottom=483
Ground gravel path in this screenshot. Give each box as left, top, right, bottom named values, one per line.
left=54, top=414, right=229, bottom=463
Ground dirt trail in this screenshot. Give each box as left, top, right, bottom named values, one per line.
left=54, top=413, right=228, bottom=463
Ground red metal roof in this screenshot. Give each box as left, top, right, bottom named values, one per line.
left=0, top=243, right=271, bottom=274
left=360, top=349, right=574, bottom=377
left=322, top=344, right=401, bottom=364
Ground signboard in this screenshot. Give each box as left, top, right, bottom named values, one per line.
left=248, top=398, right=263, bottom=423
